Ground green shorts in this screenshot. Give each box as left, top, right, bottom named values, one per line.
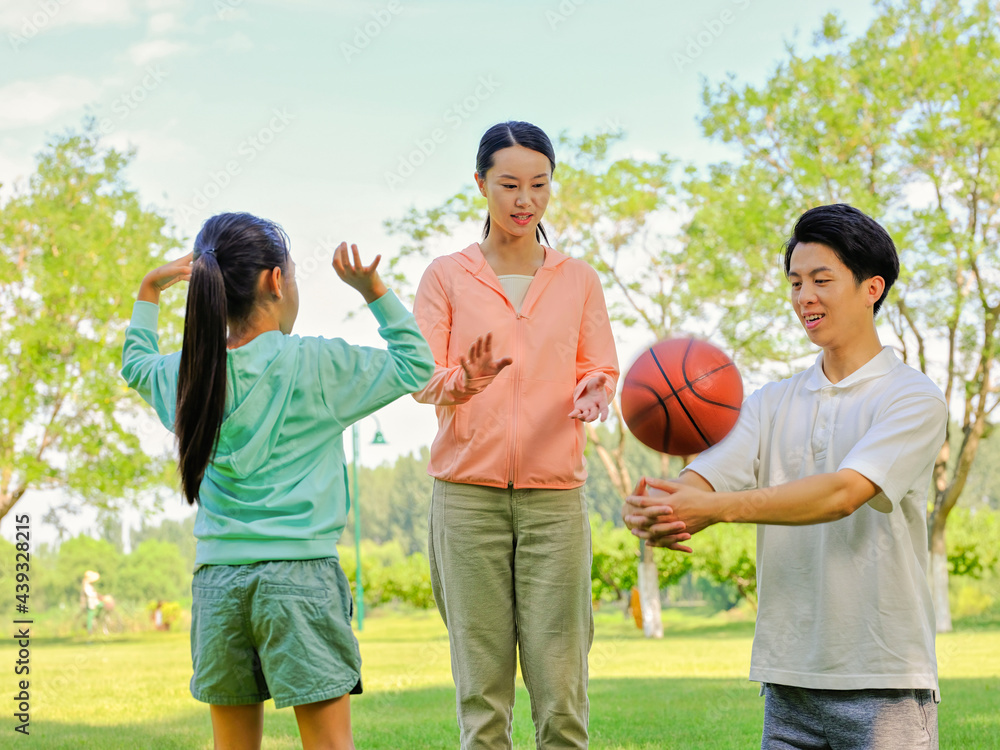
left=190, top=557, right=362, bottom=709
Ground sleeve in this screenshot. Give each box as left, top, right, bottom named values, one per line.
left=682, top=387, right=762, bottom=493
left=411, top=260, right=498, bottom=406
left=120, top=301, right=181, bottom=431
left=572, top=266, right=620, bottom=402
left=318, top=290, right=435, bottom=427
left=838, top=391, right=947, bottom=511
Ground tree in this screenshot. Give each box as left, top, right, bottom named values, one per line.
left=0, top=537, right=16, bottom=617
left=345, top=448, right=434, bottom=555
left=132, top=514, right=197, bottom=572
left=691, top=524, right=758, bottom=610
left=590, top=515, right=691, bottom=606
left=0, top=121, right=184, bottom=526
left=46, top=534, right=121, bottom=608
left=686, top=0, right=1000, bottom=631
left=117, top=539, right=189, bottom=603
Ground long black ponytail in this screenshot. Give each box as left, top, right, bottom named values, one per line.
left=475, top=121, right=556, bottom=245
left=176, top=212, right=290, bottom=504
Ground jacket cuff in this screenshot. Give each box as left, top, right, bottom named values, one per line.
left=368, top=290, right=407, bottom=328
left=462, top=374, right=495, bottom=396
left=130, top=301, right=160, bottom=330
left=573, top=373, right=616, bottom=402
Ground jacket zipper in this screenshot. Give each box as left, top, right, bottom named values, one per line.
left=508, top=312, right=523, bottom=486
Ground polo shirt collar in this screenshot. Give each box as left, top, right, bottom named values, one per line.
left=803, top=346, right=900, bottom=391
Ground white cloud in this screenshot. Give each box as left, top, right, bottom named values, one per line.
left=147, top=11, right=177, bottom=34
left=0, top=138, right=36, bottom=201
left=126, top=37, right=185, bottom=65
left=104, top=126, right=192, bottom=164
left=145, top=0, right=186, bottom=10
left=0, top=76, right=102, bottom=129
left=215, top=30, right=253, bottom=53
left=0, top=0, right=133, bottom=33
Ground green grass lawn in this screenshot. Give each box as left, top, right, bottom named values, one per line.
left=1, top=608, right=997, bottom=749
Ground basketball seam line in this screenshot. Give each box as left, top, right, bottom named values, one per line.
left=650, top=343, right=711, bottom=451
left=633, top=363, right=741, bottom=410
left=682, top=362, right=741, bottom=412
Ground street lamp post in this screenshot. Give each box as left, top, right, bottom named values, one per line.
left=350, top=422, right=365, bottom=630
left=349, top=418, right=387, bottom=632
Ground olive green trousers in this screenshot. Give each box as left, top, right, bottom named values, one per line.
left=429, top=479, right=594, bottom=750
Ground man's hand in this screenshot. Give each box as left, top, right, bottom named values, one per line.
left=622, top=477, right=692, bottom=552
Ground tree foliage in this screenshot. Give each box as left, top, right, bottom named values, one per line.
left=47, top=534, right=121, bottom=607
left=0, top=120, right=185, bottom=525
left=688, top=0, right=1000, bottom=631
left=690, top=524, right=758, bottom=610
left=117, top=539, right=189, bottom=603
left=132, top=514, right=197, bottom=573
left=590, top=515, right=691, bottom=602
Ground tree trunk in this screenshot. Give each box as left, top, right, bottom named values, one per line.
left=928, top=517, right=951, bottom=633
left=0, top=486, right=27, bottom=527
left=587, top=402, right=664, bottom=638
left=638, top=541, right=663, bottom=639
left=925, top=307, right=996, bottom=633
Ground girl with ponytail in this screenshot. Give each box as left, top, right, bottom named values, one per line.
left=122, top=212, right=433, bottom=749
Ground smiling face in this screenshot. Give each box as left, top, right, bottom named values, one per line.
left=787, top=242, right=885, bottom=352
left=475, top=144, right=552, bottom=241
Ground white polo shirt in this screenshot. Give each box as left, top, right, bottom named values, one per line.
left=686, top=346, right=947, bottom=693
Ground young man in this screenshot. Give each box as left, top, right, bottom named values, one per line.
left=624, top=204, right=946, bottom=749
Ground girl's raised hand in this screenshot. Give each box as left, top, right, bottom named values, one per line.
left=333, top=242, right=388, bottom=304
left=138, top=252, right=194, bottom=303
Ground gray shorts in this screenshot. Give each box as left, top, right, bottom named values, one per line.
left=761, top=683, right=938, bottom=750
left=190, top=557, right=362, bottom=709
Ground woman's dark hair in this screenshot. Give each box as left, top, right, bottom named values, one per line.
left=476, top=121, right=556, bottom=245
left=784, top=203, right=899, bottom=317
left=176, top=212, right=290, bottom=504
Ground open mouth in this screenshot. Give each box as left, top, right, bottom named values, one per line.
left=512, top=213, right=533, bottom=226
left=804, top=313, right=824, bottom=330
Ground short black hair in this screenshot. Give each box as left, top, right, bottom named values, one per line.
left=784, top=203, right=899, bottom=317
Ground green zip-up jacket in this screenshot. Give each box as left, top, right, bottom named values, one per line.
left=121, top=291, right=433, bottom=565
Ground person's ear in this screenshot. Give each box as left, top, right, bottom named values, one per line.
left=271, top=266, right=284, bottom=301
left=259, top=266, right=283, bottom=301
left=474, top=171, right=487, bottom=197
left=866, top=276, right=885, bottom=309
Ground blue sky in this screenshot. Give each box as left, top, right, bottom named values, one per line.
left=1, top=0, right=878, bottom=543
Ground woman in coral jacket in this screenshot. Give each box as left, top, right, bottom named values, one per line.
left=413, top=121, right=619, bottom=750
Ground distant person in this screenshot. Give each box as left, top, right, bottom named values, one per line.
left=122, top=212, right=433, bottom=750
left=151, top=599, right=168, bottom=631
left=624, top=204, right=947, bottom=749
left=413, top=121, right=619, bottom=749
left=80, top=570, right=103, bottom=636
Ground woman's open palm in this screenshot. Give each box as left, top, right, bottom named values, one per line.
left=460, top=333, right=512, bottom=382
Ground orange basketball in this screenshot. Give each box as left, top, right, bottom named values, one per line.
left=621, top=338, right=743, bottom=455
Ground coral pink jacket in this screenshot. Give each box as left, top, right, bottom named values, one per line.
left=413, top=243, right=619, bottom=489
